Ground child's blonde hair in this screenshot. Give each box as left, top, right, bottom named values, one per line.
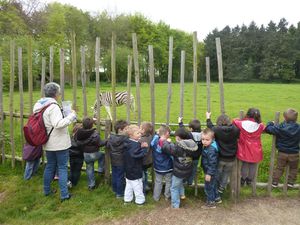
left=126, top=124, right=140, bottom=137
left=141, top=122, right=154, bottom=136
left=202, top=128, right=214, bottom=139
left=284, top=108, right=298, bottom=122
left=158, top=125, right=171, bottom=136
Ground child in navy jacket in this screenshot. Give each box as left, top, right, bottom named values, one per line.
left=265, top=108, right=300, bottom=187
left=123, top=125, right=148, bottom=205
left=201, top=128, right=220, bottom=209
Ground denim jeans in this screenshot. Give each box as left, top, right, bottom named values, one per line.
left=186, top=159, right=199, bottom=185
left=204, top=176, right=220, bottom=203
left=142, top=168, right=149, bottom=193
left=217, top=160, right=234, bottom=189
left=69, top=156, right=84, bottom=186
left=24, top=158, right=40, bottom=180
left=112, top=165, right=125, bottom=196
left=44, top=150, right=69, bottom=200
left=84, top=152, right=105, bottom=188
left=170, top=175, right=185, bottom=208
left=153, top=172, right=172, bottom=201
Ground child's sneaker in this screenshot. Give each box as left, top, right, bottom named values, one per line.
left=240, top=178, right=246, bottom=186
left=271, top=182, right=278, bottom=188
left=54, top=175, right=59, bottom=181
left=67, top=181, right=72, bottom=189
left=201, top=202, right=216, bottom=209
left=180, top=195, right=186, bottom=200
left=246, top=178, right=252, bottom=186
left=215, top=198, right=222, bottom=204
left=218, top=186, right=225, bottom=194
left=287, top=183, right=294, bottom=188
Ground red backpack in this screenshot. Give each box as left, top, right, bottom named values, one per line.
left=23, top=103, right=57, bottom=146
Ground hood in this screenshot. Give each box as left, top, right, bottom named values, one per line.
left=33, top=97, right=57, bottom=113
left=191, top=132, right=201, bottom=142
left=281, top=122, right=300, bottom=137
left=109, top=134, right=128, bottom=146
left=177, top=139, right=198, bottom=151
left=241, top=120, right=260, bottom=133
left=76, top=128, right=96, bottom=141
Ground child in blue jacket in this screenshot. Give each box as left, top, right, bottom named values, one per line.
left=201, top=128, right=220, bottom=209
left=265, top=108, right=300, bottom=188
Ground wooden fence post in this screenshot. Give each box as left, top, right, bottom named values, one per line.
left=9, top=40, right=16, bottom=168
left=205, top=57, right=211, bottom=113
left=179, top=50, right=185, bottom=118
left=95, top=37, right=101, bottom=133
left=28, top=37, right=33, bottom=114
left=267, top=112, right=280, bottom=195
left=252, top=164, right=259, bottom=196
left=60, top=49, right=65, bottom=101
left=192, top=32, right=197, bottom=119
left=111, top=33, right=116, bottom=126
left=41, top=57, right=46, bottom=97
left=49, top=46, right=54, bottom=82
left=126, top=55, right=132, bottom=123
left=71, top=31, right=77, bottom=111
left=104, top=120, right=112, bottom=184
left=148, top=45, right=155, bottom=126
left=215, top=37, right=225, bottom=115
left=236, top=110, right=244, bottom=198
left=18, top=47, right=24, bottom=161
left=80, top=46, right=87, bottom=117
left=166, top=36, right=173, bottom=126
left=0, top=57, right=4, bottom=163
left=132, top=33, right=141, bottom=125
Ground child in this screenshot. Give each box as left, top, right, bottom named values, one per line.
left=206, top=112, right=240, bottom=193
left=178, top=117, right=202, bottom=186
left=140, top=122, right=154, bottom=193
left=233, top=108, right=265, bottom=186
left=151, top=125, right=173, bottom=201
left=201, top=128, right=220, bottom=209
left=68, top=123, right=84, bottom=187
left=265, top=108, right=300, bottom=188
left=23, top=145, right=42, bottom=180
left=162, top=127, right=198, bottom=208
left=75, top=117, right=107, bottom=190
left=123, top=125, right=148, bottom=205
left=107, top=120, right=129, bottom=198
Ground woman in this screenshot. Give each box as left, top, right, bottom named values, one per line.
left=33, top=82, right=76, bottom=201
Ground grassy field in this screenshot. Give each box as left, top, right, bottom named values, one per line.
left=0, top=82, right=300, bottom=224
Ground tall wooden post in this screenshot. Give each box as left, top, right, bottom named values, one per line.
left=215, top=37, right=225, bottom=114
left=0, top=57, right=4, bottom=163
left=126, top=55, right=132, bottom=123
left=104, top=120, right=112, bottom=184
left=192, top=32, right=198, bottom=119
left=236, top=110, right=244, bottom=198
left=111, top=33, right=116, bottom=126
left=41, top=57, right=46, bottom=97
left=28, top=37, right=33, bottom=114
left=205, top=57, right=211, bottom=113
left=80, top=46, right=87, bottom=117
left=179, top=50, right=185, bottom=118
left=18, top=47, right=24, bottom=152
left=166, top=36, right=173, bottom=125
left=49, top=46, right=54, bottom=82
left=267, top=112, right=280, bottom=195
left=95, top=37, right=101, bottom=133
left=71, top=31, right=77, bottom=111
left=148, top=45, right=155, bottom=126
left=60, top=49, right=65, bottom=101
left=132, top=33, right=141, bottom=125
left=9, top=40, right=16, bottom=168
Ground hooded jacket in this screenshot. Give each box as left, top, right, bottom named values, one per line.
left=207, top=119, right=240, bottom=161
left=201, top=141, right=219, bottom=176
left=163, top=139, right=198, bottom=179
left=33, top=97, right=75, bottom=151
left=265, top=121, right=300, bottom=154
left=140, top=134, right=153, bottom=168
left=107, top=133, right=128, bottom=166
left=75, top=128, right=106, bottom=153
left=233, top=118, right=265, bottom=163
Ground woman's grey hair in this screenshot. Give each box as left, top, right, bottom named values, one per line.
left=44, top=82, right=61, bottom=98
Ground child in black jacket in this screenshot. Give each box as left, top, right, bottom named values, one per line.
left=206, top=112, right=240, bottom=193
left=265, top=108, right=300, bottom=188
left=123, top=125, right=148, bottom=205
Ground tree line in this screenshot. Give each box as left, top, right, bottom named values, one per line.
left=0, top=0, right=299, bottom=90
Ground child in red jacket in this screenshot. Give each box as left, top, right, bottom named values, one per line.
left=233, top=108, right=265, bottom=186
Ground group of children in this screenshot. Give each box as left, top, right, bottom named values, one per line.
left=24, top=107, right=300, bottom=209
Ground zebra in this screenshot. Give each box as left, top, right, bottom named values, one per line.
left=93, top=91, right=135, bottom=120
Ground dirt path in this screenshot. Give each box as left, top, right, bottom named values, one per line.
left=102, top=197, right=300, bottom=225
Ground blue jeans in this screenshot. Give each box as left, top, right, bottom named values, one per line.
left=142, top=168, right=149, bottom=193
left=170, top=175, right=185, bottom=208
left=44, top=150, right=69, bottom=200
left=204, top=176, right=220, bottom=203
left=84, top=152, right=105, bottom=188
left=24, top=159, right=40, bottom=180
left=187, top=159, right=199, bottom=185
left=112, top=165, right=125, bottom=196
left=69, top=156, right=84, bottom=186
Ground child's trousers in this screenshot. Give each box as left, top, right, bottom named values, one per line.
left=124, top=178, right=145, bottom=204
left=204, top=176, right=220, bottom=203
left=273, top=152, right=299, bottom=184
left=241, top=161, right=257, bottom=181
left=153, top=172, right=172, bottom=201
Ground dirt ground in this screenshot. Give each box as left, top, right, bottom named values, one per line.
left=101, top=197, right=300, bottom=225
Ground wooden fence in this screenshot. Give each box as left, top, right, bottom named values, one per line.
left=0, top=33, right=298, bottom=202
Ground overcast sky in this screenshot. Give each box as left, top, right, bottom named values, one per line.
left=44, top=0, right=299, bottom=41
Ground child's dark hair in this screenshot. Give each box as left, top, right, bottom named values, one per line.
left=72, top=123, right=82, bottom=135
left=246, top=108, right=262, bottom=124
left=202, top=127, right=214, bottom=138
left=141, top=122, right=154, bottom=135
left=284, top=108, right=298, bottom=122
left=158, top=125, right=171, bottom=136
left=216, top=114, right=231, bottom=126
left=174, top=128, right=190, bottom=140
left=114, top=120, right=129, bottom=134
left=82, top=117, right=94, bottom=129
left=188, top=119, right=201, bottom=132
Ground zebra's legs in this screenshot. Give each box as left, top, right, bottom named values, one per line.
left=104, top=105, right=113, bottom=121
